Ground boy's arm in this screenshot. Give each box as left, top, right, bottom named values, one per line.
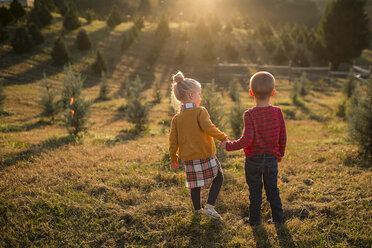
left=225, top=112, right=254, bottom=151
left=169, top=117, right=179, bottom=163
left=279, top=110, right=287, bottom=158
left=199, top=108, right=228, bottom=141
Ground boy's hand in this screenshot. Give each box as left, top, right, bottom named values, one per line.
left=219, top=141, right=227, bottom=150
left=172, top=161, right=179, bottom=169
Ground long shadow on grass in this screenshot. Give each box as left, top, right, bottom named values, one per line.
left=275, top=224, right=296, bottom=248
left=0, top=135, right=74, bottom=170
left=252, top=225, right=273, bottom=248
left=189, top=215, right=224, bottom=247
left=0, top=119, right=53, bottom=133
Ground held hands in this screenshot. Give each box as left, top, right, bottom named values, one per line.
left=219, top=140, right=227, bottom=150
left=172, top=161, right=179, bottom=169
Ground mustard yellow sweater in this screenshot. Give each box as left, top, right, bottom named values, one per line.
left=169, top=106, right=228, bottom=163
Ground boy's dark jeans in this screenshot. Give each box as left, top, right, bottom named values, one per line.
left=245, top=154, right=283, bottom=224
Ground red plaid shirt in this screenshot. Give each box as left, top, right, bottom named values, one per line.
left=226, top=105, right=287, bottom=161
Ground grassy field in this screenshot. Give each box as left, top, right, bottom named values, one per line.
left=0, top=14, right=371, bottom=248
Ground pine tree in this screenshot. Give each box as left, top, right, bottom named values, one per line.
left=208, top=14, right=222, bottom=33
left=155, top=17, right=170, bottom=39
left=318, top=0, right=370, bottom=70
left=133, top=15, right=144, bottom=30
left=202, top=79, right=226, bottom=160
left=347, top=77, right=372, bottom=159
left=28, top=23, right=44, bottom=45
left=75, top=29, right=92, bottom=50
left=0, top=6, right=15, bottom=26
left=298, top=72, right=310, bottom=97
left=39, top=74, right=59, bottom=121
left=51, top=37, right=70, bottom=66
left=292, top=48, right=309, bottom=67
left=121, top=32, right=135, bottom=51
left=228, top=79, right=239, bottom=102
left=230, top=97, right=245, bottom=139
left=11, top=27, right=33, bottom=53
left=98, top=73, right=110, bottom=100
left=152, top=80, right=161, bottom=104
left=84, top=9, right=97, bottom=24
left=91, top=49, right=107, bottom=75
left=10, top=0, right=26, bottom=21
left=35, top=3, right=53, bottom=27
left=62, top=66, right=91, bottom=137
left=343, top=69, right=355, bottom=98
left=124, top=75, right=149, bottom=132
left=63, top=7, right=80, bottom=30
left=107, top=7, right=122, bottom=29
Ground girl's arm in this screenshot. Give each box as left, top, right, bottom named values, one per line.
left=199, top=107, right=228, bottom=141
left=169, top=117, right=179, bottom=164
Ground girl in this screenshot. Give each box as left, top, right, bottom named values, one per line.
left=169, top=71, right=227, bottom=220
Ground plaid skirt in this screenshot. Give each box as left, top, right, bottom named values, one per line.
left=184, top=155, right=222, bottom=189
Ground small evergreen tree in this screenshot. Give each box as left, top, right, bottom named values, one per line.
left=209, top=14, right=222, bottom=33
left=11, top=27, right=33, bottom=53
left=37, top=4, right=52, bottom=26
left=152, top=80, right=161, bottom=104
left=124, top=75, right=149, bottom=132
left=343, top=69, right=355, bottom=98
left=202, top=40, right=216, bottom=62
left=155, top=17, right=170, bottom=39
left=196, top=18, right=210, bottom=38
left=39, top=74, right=59, bottom=121
left=107, top=7, right=122, bottom=29
left=292, top=48, right=310, bottom=67
left=63, top=66, right=91, bottom=137
left=0, top=6, right=15, bottom=26
left=51, top=37, right=70, bottom=66
left=121, top=32, right=135, bottom=51
left=230, top=97, right=245, bottom=139
left=202, top=79, right=226, bottom=160
left=262, top=36, right=275, bottom=53
left=347, top=77, right=372, bottom=159
left=228, top=79, right=239, bottom=102
left=246, top=42, right=256, bottom=58
left=28, top=23, right=44, bottom=45
left=298, top=72, right=310, bottom=97
left=75, top=29, right=92, bottom=50
left=84, top=9, right=97, bottom=24
left=138, top=0, right=151, bottom=17
left=91, top=49, right=107, bottom=75
left=98, top=73, right=110, bottom=100
left=10, top=0, right=26, bottom=21
left=133, top=16, right=144, bottom=30
left=63, top=7, right=80, bottom=30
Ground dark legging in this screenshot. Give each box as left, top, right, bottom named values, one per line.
left=190, top=170, right=224, bottom=210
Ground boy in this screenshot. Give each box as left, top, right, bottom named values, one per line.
left=220, top=71, right=286, bottom=226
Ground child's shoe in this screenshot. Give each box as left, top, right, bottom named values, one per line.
left=198, top=206, right=222, bottom=220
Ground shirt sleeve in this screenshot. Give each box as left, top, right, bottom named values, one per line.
left=278, top=109, right=287, bottom=158
left=226, top=111, right=254, bottom=151
left=199, top=107, right=228, bottom=141
left=169, top=117, right=179, bottom=163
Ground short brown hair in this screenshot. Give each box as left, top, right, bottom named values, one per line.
left=250, top=71, right=275, bottom=100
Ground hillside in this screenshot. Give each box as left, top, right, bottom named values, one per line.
left=0, top=13, right=371, bottom=248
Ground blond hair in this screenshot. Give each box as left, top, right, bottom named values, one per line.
left=171, top=71, right=201, bottom=111
left=250, top=71, right=275, bottom=100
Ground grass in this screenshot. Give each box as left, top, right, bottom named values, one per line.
left=0, top=13, right=371, bottom=248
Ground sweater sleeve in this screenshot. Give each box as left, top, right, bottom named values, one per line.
left=199, top=107, right=228, bottom=141
left=278, top=109, right=287, bottom=158
left=226, top=111, right=254, bottom=151
left=169, top=117, right=179, bottom=163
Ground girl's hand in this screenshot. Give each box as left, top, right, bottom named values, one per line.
left=219, top=141, right=227, bottom=150
left=172, top=161, right=179, bottom=169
